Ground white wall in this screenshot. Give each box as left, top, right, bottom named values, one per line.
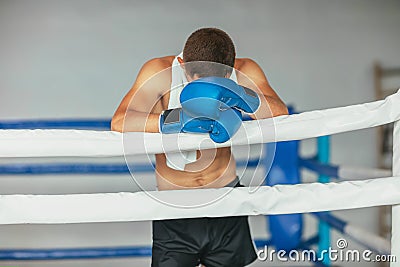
left=1, top=0, right=399, bottom=266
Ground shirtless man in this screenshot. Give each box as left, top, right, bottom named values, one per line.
left=111, top=28, right=288, bottom=267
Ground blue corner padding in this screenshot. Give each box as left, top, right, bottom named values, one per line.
left=266, top=140, right=303, bottom=251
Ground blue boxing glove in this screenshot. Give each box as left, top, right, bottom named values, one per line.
left=209, top=107, right=242, bottom=143
left=159, top=108, right=213, bottom=134
left=159, top=107, right=242, bottom=143
left=180, top=76, right=260, bottom=120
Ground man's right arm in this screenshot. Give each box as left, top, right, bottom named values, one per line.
left=111, top=58, right=171, bottom=133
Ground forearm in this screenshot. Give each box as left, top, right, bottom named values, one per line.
left=253, top=94, right=288, bottom=119
left=111, top=110, right=160, bottom=133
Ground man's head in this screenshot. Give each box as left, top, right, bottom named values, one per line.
left=180, top=28, right=236, bottom=79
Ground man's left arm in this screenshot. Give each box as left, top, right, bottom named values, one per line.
left=237, top=58, right=288, bottom=119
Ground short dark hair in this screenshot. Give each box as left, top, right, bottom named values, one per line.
left=183, top=28, right=236, bottom=77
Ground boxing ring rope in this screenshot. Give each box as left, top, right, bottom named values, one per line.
left=0, top=160, right=259, bottom=175
left=1, top=175, right=400, bottom=224
left=0, top=90, right=399, bottom=266
left=0, top=158, right=389, bottom=180
left=1, top=89, right=399, bottom=158
left=0, top=246, right=152, bottom=261
left=0, top=119, right=111, bottom=130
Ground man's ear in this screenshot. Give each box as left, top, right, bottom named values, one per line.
left=177, top=57, right=192, bottom=81
left=177, top=57, right=186, bottom=72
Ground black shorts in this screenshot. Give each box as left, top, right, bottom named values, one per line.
left=151, top=179, right=257, bottom=267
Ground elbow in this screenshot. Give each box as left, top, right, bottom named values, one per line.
left=270, top=98, right=289, bottom=117
left=276, top=105, right=289, bottom=116
left=111, top=116, right=123, bottom=132
left=271, top=106, right=289, bottom=117
left=261, top=95, right=289, bottom=118
left=263, top=103, right=288, bottom=118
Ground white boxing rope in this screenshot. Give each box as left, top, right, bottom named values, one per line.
left=338, top=166, right=392, bottom=180
left=1, top=176, right=400, bottom=224
left=0, top=89, right=399, bottom=158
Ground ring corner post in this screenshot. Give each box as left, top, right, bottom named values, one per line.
left=391, top=120, right=400, bottom=267
left=317, top=135, right=331, bottom=266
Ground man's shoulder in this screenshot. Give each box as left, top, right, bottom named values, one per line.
left=137, top=56, right=175, bottom=85
left=234, top=58, right=258, bottom=71
left=143, top=56, right=175, bottom=71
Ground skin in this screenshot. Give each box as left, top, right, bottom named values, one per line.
left=111, top=56, right=288, bottom=190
